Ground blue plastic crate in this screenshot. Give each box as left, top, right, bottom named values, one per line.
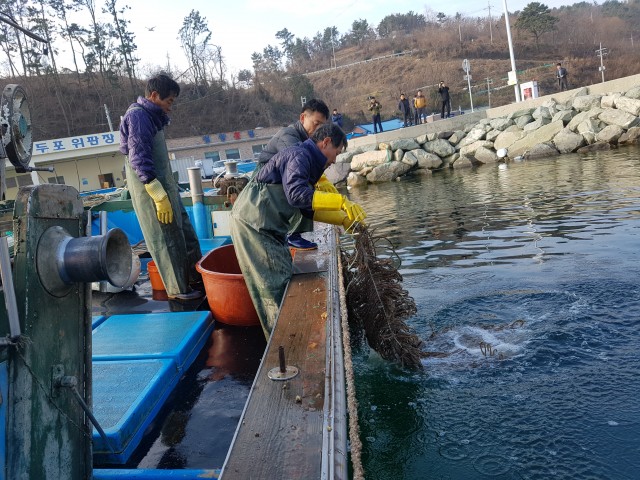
left=92, top=359, right=178, bottom=464
left=92, top=312, right=213, bottom=370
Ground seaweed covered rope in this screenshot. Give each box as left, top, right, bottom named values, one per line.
left=340, top=225, right=423, bottom=369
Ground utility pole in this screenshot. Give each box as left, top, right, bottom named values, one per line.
left=502, top=0, right=521, bottom=102
left=487, top=1, right=493, bottom=45
left=104, top=104, right=114, bottom=131
left=486, top=77, right=493, bottom=108
left=462, top=59, right=474, bottom=112
left=596, top=42, right=608, bottom=83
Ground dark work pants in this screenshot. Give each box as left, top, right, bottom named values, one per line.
left=373, top=114, right=383, bottom=133
left=441, top=101, right=450, bottom=118
left=558, top=77, right=569, bottom=91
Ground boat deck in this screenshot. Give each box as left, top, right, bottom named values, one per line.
left=91, top=224, right=346, bottom=479
left=222, top=225, right=347, bottom=479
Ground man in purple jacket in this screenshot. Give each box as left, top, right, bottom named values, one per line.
left=119, top=74, right=203, bottom=301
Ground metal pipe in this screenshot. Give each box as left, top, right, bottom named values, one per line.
left=99, top=211, right=108, bottom=292
left=187, top=166, right=208, bottom=239
left=502, top=0, right=522, bottom=102
left=0, top=236, right=20, bottom=340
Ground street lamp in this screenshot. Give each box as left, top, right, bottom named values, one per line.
left=502, top=0, right=521, bottom=102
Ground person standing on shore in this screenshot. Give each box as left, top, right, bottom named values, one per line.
left=556, top=63, right=569, bottom=91
left=368, top=96, right=383, bottom=133
left=331, top=108, right=343, bottom=128
left=438, top=81, right=451, bottom=119
left=414, top=89, right=427, bottom=124
left=398, top=93, right=412, bottom=127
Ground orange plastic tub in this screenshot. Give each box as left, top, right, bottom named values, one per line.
left=196, top=244, right=260, bottom=326
left=147, top=260, right=165, bottom=291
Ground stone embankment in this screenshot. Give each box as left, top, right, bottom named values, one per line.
left=328, top=84, right=640, bottom=187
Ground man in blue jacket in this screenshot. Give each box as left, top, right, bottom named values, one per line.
left=258, top=99, right=335, bottom=251
left=231, top=123, right=366, bottom=337
left=119, top=74, right=203, bottom=301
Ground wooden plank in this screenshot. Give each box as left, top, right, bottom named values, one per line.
left=222, top=272, right=328, bottom=479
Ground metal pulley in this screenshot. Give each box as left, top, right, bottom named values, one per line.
left=1, top=84, right=33, bottom=173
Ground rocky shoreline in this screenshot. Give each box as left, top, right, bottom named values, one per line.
left=329, top=85, right=640, bottom=187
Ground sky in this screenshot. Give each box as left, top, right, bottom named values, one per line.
left=66, top=0, right=579, bottom=80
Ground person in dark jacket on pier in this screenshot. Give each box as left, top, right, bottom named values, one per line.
left=398, top=93, right=412, bottom=127
left=258, top=99, right=335, bottom=250
left=119, top=74, right=203, bottom=301
left=556, top=63, right=569, bottom=91
left=368, top=96, right=383, bottom=133
left=331, top=108, right=343, bottom=128
left=438, top=81, right=451, bottom=119
left=230, top=124, right=366, bottom=337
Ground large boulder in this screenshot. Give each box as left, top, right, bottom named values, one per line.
left=388, top=138, right=421, bottom=151
left=457, top=126, right=487, bottom=148
left=508, top=120, right=564, bottom=157
left=515, top=115, right=534, bottom=129
left=577, top=142, right=612, bottom=153
left=459, top=140, right=494, bottom=156
left=532, top=106, right=552, bottom=120
left=336, top=150, right=356, bottom=164
left=576, top=118, right=603, bottom=136
left=350, top=149, right=391, bottom=171
left=324, top=162, right=351, bottom=185
left=392, top=149, right=405, bottom=162
left=567, top=109, right=603, bottom=132
left=404, top=149, right=442, bottom=169
left=618, top=126, right=640, bottom=145
left=599, top=108, right=640, bottom=130
left=523, top=142, right=560, bottom=160
left=552, top=109, right=576, bottom=125
left=494, top=126, right=525, bottom=151
left=447, top=130, right=466, bottom=145
left=474, top=146, right=499, bottom=164
left=451, top=155, right=476, bottom=169
left=553, top=128, right=586, bottom=153
left=600, top=93, right=622, bottom=109
left=423, top=138, right=456, bottom=157
left=595, top=124, right=624, bottom=144
left=485, top=129, right=501, bottom=142
left=572, top=94, right=602, bottom=112
left=366, top=161, right=412, bottom=183
left=489, top=117, right=514, bottom=131
left=625, top=86, right=640, bottom=99
left=346, top=171, right=368, bottom=187
left=507, top=108, right=534, bottom=120
left=613, top=96, right=640, bottom=116
left=523, top=117, right=551, bottom=131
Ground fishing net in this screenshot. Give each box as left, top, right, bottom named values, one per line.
left=340, top=224, right=423, bottom=369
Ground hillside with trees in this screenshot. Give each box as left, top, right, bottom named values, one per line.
left=1, top=0, right=640, bottom=140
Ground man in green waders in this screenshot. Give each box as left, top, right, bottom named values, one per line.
left=231, top=123, right=366, bottom=338
left=119, top=74, right=203, bottom=301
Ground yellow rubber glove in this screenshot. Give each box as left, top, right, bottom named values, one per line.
left=313, top=210, right=361, bottom=232
left=311, top=192, right=367, bottom=224
left=315, top=174, right=339, bottom=194
left=144, top=178, right=173, bottom=224
left=342, top=198, right=367, bottom=224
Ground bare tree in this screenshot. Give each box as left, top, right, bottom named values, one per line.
left=104, top=0, right=137, bottom=92
left=179, top=9, right=212, bottom=91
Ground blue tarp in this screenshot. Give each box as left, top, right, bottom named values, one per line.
left=346, top=119, right=405, bottom=139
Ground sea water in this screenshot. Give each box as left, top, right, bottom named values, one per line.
left=346, top=147, right=640, bottom=479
